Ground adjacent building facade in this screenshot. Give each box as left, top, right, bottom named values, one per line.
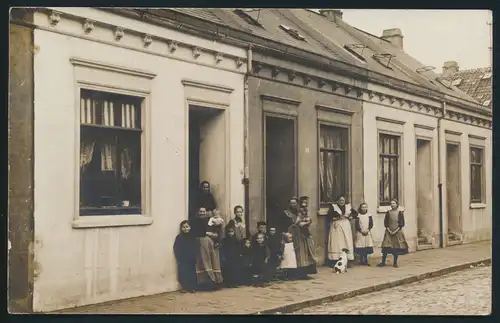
left=9, top=7, right=492, bottom=313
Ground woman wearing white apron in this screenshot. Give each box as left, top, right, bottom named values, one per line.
left=326, top=196, right=356, bottom=266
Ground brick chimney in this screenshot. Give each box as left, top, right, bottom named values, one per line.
left=319, top=9, right=343, bottom=23
left=381, top=28, right=404, bottom=50
left=442, top=61, right=459, bottom=78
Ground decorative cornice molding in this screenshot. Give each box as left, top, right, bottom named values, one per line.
left=414, top=124, right=435, bottom=131
left=114, top=27, right=124, bottom=41
left=445, top=130, right=462, bottom=136
left=48, top=10, right=61, bottom=26
left=192, top=46, right=201, bottom=59
left=315, top=104, right=355, bottom=116
left=83, top=19, right=94, bottom=34
left=168, top=40, right=178, bottom=53
left=70, top=57, right=157, bottom=79
left=288, top=71, right=296, bottom=82
left=468, top=134, right=487, bottom=140
left=40, top=10, right=246, bottom=74
left=215, top=52, right=224, bottom=64
left=317, top=79, right=326, bottom=89
left=376, top=116, right=406, bottom=125
left=182, top=79, right=235, bottom=93
left=303, top=75, right=311, bottom=86
left=271, top=67, right=280, bottom=78
left=261, top=94, right=301, bottom=106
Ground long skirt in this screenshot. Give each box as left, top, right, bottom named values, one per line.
left=289, top=225, right=317, bottom=275
left=381, top=230, right=409, bottom=255
left=328, top=218, right=354, bottom=261
left=195, top=236, right=223, bottom=286
left=177, top=262, right=197, bottom=291
left=354, top=231, right=374, bottom=255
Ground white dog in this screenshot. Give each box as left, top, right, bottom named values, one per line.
left=333, top=248, right=349, bottom=274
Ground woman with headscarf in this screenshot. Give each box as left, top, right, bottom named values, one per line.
left=190, top=207, right=223, bottom=290
left=287, top=196, right=317, bottom=279
left=325, top=195, right=357, bottom=267
left=197, top=181, right=218, bottom=216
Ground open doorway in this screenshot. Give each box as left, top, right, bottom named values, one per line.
left=416, top=138, right=435, bottom=249
left=264, top=115, right=296, bottom=229
left=446, top=143, right=462, bottom=244
left=188, top=105, right=226, bottom=220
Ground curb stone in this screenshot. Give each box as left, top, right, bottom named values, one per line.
left=254, top=258, right=491, bottom=315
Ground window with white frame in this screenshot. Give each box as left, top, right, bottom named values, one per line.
left=470, top=146, right=484, bottom=203
left=79, top=89, right=143, bottom=215
left=319, top=125, right=348, bottom=204
left=379, top=133, right=400, bottom=205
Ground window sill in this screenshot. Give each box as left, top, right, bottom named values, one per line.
left=72, top=215, right=153, bottom=229
left=470, top=203, right=487, bottom=209
left=377, top=205, right=405, bottom=214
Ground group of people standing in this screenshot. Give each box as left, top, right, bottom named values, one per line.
left=324, top=196, right=409, bottom=268
left=174, top=181, right=409, bottom=293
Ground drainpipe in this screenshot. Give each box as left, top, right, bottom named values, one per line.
left=243, top=46, right=252, bottom=238
left=437, top=101, right=446, bottom=248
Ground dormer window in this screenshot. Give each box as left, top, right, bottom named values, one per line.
left=483, top=100, right=491, bottom=106
left=234, top=9, right=263, bottom=28
left=344, top=44, right=367, bottom=63
left=481, top=72, right=492, bottom=79
left=280, top=24, right=306, bottom=41
left=452, top=78, right=462, bottom=86
left=372, top=53, right=395, bottom=70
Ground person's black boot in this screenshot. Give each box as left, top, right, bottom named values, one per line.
left=377, top=253, right=387, bottom=267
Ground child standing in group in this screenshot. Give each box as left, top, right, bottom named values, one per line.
left=354, top=202, right=374, bottom=266
left=279, top=232, right=297, bottom=280
left=377, top=199, right=409, bottom=268
left=241, top=239, right=254, bottom=285
left=251, top=221, right=268, bottom=247
left=173, top=220, right=197, bottom=293
left=251, top=233, right=270, bottom=286
left=266, top=227, right=282, bottom=281
left=221, top=226, right=243, bottom=288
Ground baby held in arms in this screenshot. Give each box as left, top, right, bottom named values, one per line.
left=208, top=210, right=224, bottom=248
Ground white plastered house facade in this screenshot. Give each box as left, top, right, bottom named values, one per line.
left=362, top=82, right=492, bottom=255
left=32, top=8, right=245, bottom=312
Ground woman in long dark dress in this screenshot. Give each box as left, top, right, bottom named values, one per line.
left=377, top=199, right=409, bottom=268
left=197, top=181, right=218, bottom=216
left=190, top=207, right=223, bottom=290
left=173, top=220, right=197, bottom=293
left=221, top=226, right=243, bottom=287
left=288, top=196, right=317, bottom=279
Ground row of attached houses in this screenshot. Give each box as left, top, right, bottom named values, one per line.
left=8, top=7, right=492, bottom=313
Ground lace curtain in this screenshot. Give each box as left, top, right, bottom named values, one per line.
left=80, top=140, right=95, bottom=176
left=101, top=143, right=116, bottom=171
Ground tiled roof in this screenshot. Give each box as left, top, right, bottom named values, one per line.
left=447, top=67, right=492, bottom=109
left=158, top=9, right=482, bottom=105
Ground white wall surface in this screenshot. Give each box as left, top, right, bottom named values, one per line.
left=32, top=23, right=244, bottom=311
left=440, top=118, right=492, bottom=244
left=363, top=102, right=439, bottom=253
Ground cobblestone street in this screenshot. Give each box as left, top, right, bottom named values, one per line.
left=295, top=266, right=491, bottom=315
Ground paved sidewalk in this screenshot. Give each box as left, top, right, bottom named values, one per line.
left=56, top=241, right=491, bottom=314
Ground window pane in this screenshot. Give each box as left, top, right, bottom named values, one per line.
left=320, top=126, right=346, bottom=150
left=389, top=157, right=398, bottom=200
left=80, top=89, right=143, bottom=215
left=379, top=156, right=384, bottom=202
left=383, top=136, right=390, bottom=154
left=471, top=148, right=477, bottom=163
left=383, top=157, right=390, bottom=201
left=471, top=164, right=482, bottom=201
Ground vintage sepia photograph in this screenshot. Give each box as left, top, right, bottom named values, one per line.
left=8, top=7, right=492, bottom=315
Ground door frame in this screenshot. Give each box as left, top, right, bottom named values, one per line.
left=414, top=136, right=437, bottom=250
left=445, top=141, right=463, bottom=245
left=262, top=112, right=298, bottom=221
